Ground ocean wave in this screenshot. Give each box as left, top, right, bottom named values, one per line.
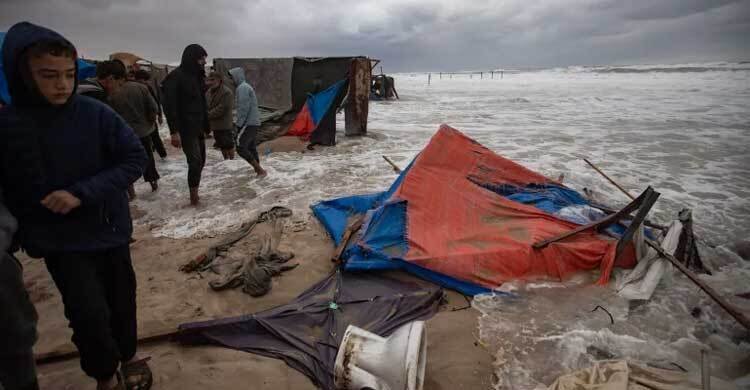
left=591, top=66, right=749, bottom=73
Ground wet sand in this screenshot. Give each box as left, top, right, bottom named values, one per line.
left=25, top=204, right=495, bottom=389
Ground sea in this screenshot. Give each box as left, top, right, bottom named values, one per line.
left=133, top=61, right=750, bottom=388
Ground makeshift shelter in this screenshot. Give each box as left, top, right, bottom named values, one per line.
left=0, top=31, right=96, bottom=104
left=286, top=78, right=349, bottom=146
left=313, top=125, right=642, bottom=295
left=177, top=270, right=442, bottom=390
left=213, top=56, right=375, bottom=145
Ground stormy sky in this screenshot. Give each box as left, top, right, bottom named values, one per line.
left=2, top=0, right=749, bottom=71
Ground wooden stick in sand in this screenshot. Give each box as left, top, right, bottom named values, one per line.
left=584, top=158, right=750, bottom=330
left=583, top=158, right=635, bottom=200
left=382, top=155, right=402, bottom=173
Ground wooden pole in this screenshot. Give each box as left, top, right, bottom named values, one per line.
left=646, top=238, right=750, bottom=330
left=701, top=350, right=711, bottom=390
left=583, top=158, right=635, bottom=200
left=382, top=155, right=402, bottom=173
left=36, top=327, right=182, bottom=365
left=583, top=158, right=750, bottom=330
left=428, top=73, right=431, bottom=85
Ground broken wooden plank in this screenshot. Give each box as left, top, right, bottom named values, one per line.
left=332, top=216, right=364, bottom=264
left=533, top=187, right=655, bottom=249
left=646, top=238, right=750, bottom=330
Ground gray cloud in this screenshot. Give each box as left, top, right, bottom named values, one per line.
left=2, top=0, right=748, bottom=71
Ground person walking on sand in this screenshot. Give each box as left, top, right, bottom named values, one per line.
left=110, top=74, right=161, bottom=193
left=0, top=22, right=151, bottom=390
left=206, top=71, right=235, bottom=160
left=133, top=70, right=168, bottom=160
left=229, top=67, right=267, bottom=177
left=162, top=44, right=210, bottom=206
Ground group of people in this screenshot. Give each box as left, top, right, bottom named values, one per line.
left=0, top=21, right=265, bottom=390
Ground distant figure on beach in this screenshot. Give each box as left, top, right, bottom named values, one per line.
left=109, top=75, right=161, bottom=193
left=229, top=67, right=267, bottom=177
left=206, top=71, right=236, bottom=160
left=0, top=22, right=151, bottom=390
left=77, top=60, right=126, bottom=104
left=162, top=44, right=210, bottom=206
left=133, top=70, right=168, bottom=160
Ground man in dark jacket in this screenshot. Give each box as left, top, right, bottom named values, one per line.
left=0, top=22, right=149, bottom=390
left=0, top=188, right=39, bottom=390
left=77, top=60, right=126, bottom=104
left=110, top=78, right=161, bottom=192
left=206, top=71, right=235, bottom=160
left=133, top=70, right=167, bottom=160
left=162, top=44, right=209, bottom=206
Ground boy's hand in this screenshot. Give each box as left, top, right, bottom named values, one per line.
left=171, top=133, right=181, bottom=148
left=41, top=191, right=81, bottom=215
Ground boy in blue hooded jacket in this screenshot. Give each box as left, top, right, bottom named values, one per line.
left=0, top=22, right=151, bottom=390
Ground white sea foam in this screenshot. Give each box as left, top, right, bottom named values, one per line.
left=131, top=62, right=750, bottom=387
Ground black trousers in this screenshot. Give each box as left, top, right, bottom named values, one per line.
left=44, top=245, right=137, bottom=381
left=150, top=130, right=167, bottom=158
left=139, top=135, right=160, bottom=183
left=237, top=125, right=260, bottom=164
left=181, top=134, right=206, bottom=188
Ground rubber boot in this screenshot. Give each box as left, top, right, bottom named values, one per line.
left=189, top=187, right=200, bottom=206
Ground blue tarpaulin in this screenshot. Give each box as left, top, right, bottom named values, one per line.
left=312, top=128, right=645, bottom=295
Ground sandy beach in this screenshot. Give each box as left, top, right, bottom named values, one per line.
left=24, top=137, right=495, bottom=389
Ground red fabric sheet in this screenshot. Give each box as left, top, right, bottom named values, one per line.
left=394, top=125, right=635, bottom=288
left=285, top=103, right=315, bottom=139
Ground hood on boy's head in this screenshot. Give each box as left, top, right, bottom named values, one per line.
left=1, top=21, right=79, bottom=107
left=180, top=44, right=207, bottom=76
left=228, top=67, right=246, bottom=86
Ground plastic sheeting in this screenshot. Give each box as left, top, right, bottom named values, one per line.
left=617, top=221, right=682, bottom=301
left=312, top=125, right=637, bottom=295
left=177, top=271, right=442, bottom=390
left=286, top=79, right=347, bottom=139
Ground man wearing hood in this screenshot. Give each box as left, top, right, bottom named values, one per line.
left=229, top=67, right=267, bottom=177
left=0, top=22, right=149, bottom=390
left=162, top=44, right=209, bottom=206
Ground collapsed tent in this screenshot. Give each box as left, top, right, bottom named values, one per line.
left=213, top=57, right=373, bottom=145
left=177, top=270, right=442, bottom=390
left=313, top=125, right=639, bottom=295
left=0, top=31, right=96, bottom=104
left=286, top=79, right=349, bottom=146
